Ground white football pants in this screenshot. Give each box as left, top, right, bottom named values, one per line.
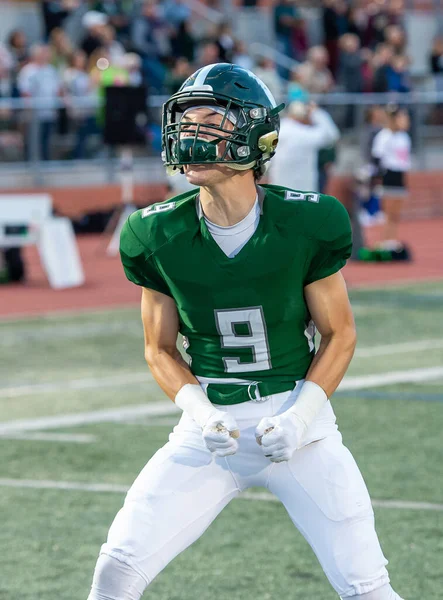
left=89, top=390, right=394, bottom=599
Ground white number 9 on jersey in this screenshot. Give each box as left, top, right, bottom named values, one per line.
left=215, top=307, right=271, bottom=373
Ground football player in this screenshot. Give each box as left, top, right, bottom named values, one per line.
left=87, top=64, right=404, bottom=600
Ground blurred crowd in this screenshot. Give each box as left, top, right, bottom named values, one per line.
left=0, top=0, right=442, bottom=161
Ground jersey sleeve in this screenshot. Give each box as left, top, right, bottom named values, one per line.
left=304, top=196, right=352, bottom=285
left=119, top=213, right=172, bottom=296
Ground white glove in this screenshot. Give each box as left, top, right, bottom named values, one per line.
left=255, top=412, right=305, bottom=463
left=202, top=411, right=240, bottom=457
left=255, top=381, right=328, bottom=463
left=175, top=384, right=240, bottom=457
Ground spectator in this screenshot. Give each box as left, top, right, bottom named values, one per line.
left=40, top=0, right=79, bottom=41
left=100, top=24, right=126, bottom=66
left=386, top=0, right=405, bottom=27
left=121, top=52, right=143, bottom=87
left=0, top=43, right=13, bottom=98
left=196, top=41, right=221, bottom=68
left=317, top=143, right=337, bottom=194
left=49, top=27, right=73, bottom=72
left=346, top=4, right=366, bottom=45
left=430, top=36, right=443, bottom=76
left=17, top=43, right=61, bottom=160
left=131, top=0, right=170, bottom=92
left=170, top=20, right=196, bottom=63
left=88, top=46, right=131, bottom=129
left=214, top=22, right=235, bottom=63
left=81, top=11, right=109, bottom=57
left=63, top=49, right=98, bottom=158
left=322, top=0, right=340, bottom=77
left=361, top=47, right=374, bottom=93
left=89, top=0, right=133, bottom=45
left=7, top=30, right=29, bottom=97
left=372, top=43, right=394, bottom=93
left=361, top=105, right=385, bottom=163
left=334, top=0, right=349, bottom=37
left=371, top=104, right=411, bottom=255
left=268, top=101, right=340, bottom=192
left=162, top=0, right=191, bottom=29
left=338, top=33, right=364, bottom=128
left=273, top=0, right=300, bottom=77
left=363, top=2, right=391, bottom=49
left=164, top=56, right=192, bottom=94
left=253, top=58, right=284, bottom=103
left=231, top=40, right=254, bottom=72
left=7, top=30, right=29, bottom=70
left=386, top=55, right=410, bottom=94
left=384, top=25, right=407, bottom=56
left=430, top=37, right=443, bottom=124
left=298, top=46, right=334, bottom=94
left=338, top=33, right=364, bottom=93
left=291, top=15, right=308, bottom=63
left=287, top=66, right=310, bottom=103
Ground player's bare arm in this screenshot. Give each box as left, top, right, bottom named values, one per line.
left=141, top=286, right=196, bottom=400
left=304, top=270, right=357, bottom=397
left=141, top=287, right=240, bottom=456
left=256, top=270, right=356, bottom=463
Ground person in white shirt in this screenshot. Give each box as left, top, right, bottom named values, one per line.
left=371, top=105, right=411, bottom=252
left=17, top=43, right=61, bottom=160
left=268, top=101, right=340, bottom=192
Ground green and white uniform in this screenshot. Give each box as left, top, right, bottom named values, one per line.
left=120, top=184, right=352, bottom=400
left=89, top=63, right=395, bottom=600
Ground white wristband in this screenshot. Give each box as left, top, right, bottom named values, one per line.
left=288, top=380, right=328, bottom=433
left=175, top=384, right=217, bottom=429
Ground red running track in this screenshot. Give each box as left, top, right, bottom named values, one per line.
left=0, top=219, right=441, bottom=319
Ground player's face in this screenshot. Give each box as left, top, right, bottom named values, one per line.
left=180, top=107, right=237, bottom=186
left=396, top=110, right=410, bottom=131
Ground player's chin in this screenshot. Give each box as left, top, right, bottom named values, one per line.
left=184, top=164, right=218, bottom=185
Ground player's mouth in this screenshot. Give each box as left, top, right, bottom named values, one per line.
left=184, top=164, right=211, bottom=172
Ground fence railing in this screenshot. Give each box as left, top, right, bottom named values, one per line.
left=1, top=91, right=443, bottom=182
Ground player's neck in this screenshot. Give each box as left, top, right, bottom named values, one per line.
left=199, top=176, right=258, bottom=227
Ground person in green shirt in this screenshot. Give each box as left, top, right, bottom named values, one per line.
left=87, top=63, right=404, bottom=600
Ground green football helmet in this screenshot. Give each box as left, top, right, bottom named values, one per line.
left=161, top=63, right=285, bottom=176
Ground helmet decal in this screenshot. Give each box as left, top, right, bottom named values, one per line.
left=248, top=72, right=277, bottom=108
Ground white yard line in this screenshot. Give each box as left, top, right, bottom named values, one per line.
left=0, top=372, right=152, bottom=399
left=0, top=303, right=139, bottom=323
left=0, top=478, right=441, bottom=512
left=0, top=366, right=442, bottom=434
left=2, top=362, right=442, bottom=402
left=0, top=322, right=140, bottom=347
left=0, top=432, right=96, bottom=443
left=120, top=418, right=180, bottom=427
left=338, top=366, right=443, bottom=391
left=355, top=339, right=443, bottom=358
left=0, top=402, right=179, bottom=434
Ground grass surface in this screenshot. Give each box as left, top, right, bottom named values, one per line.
left=1, top=282, right=443, bottom=599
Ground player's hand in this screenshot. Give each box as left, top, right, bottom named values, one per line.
left=202, top=411, right=240, bottom=457
left=255, top=413, right=306, bottom=463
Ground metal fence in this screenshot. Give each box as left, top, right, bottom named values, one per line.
left=1, top=91, right=443, bottom=184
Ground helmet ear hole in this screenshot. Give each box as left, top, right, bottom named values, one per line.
left=258, top=131, right=279, bottom=156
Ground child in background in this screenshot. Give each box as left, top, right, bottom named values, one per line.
left=371, top=103, right=412, bottom=258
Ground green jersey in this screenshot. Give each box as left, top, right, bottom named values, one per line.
left=120, top=184, right=352, bottom=388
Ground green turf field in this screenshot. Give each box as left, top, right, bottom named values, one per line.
left=1, top=281, right=443, bottom=600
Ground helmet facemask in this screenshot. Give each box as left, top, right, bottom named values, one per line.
left=162, top=91, right=283, bottom=177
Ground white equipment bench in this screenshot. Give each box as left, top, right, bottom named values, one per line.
left=0, top=194, right=84, bottom=289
